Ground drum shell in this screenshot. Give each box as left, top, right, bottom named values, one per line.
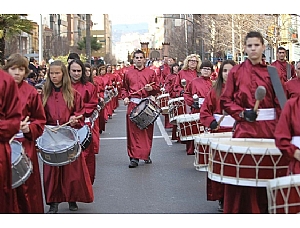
left=11, top=140, right=33, bottom=189
left=156, top=93, right=170, bottom=115
left=267, top=174, right=300, bottom=214
left=168, top=97, right=187, bottom=124
left=194, top=132, right=232, bottom=172
left=176, top=114, right=204, bottom=141
left=130, top=98, right=161, bottom=130
left=208, top=138, right=289, bottom=187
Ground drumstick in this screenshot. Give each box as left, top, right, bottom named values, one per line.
left=9, top=116, right=30, bottom=144
left=53, top=115, right=83, bottom=131
left=130, top=82, right=156, bottom=95
left=217, top=111, right=227, bottom=126
left=254, top=86, right=266, bottom=112
left=45, top=125, right=57, bottom=133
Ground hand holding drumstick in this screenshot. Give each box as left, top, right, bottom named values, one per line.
left=130, top=82, right=156, bottom=95
left=9, top=116, right=30, bottom=144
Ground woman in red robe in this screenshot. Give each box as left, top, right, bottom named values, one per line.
left=0, top=70, right=22, bottom=213
left=220, top=31, right=283, bottom=213
left=200, top=60, right=236, bottom=212
left=42, top=60, right=94, bottom=213
left=69, top=59, right=98, bottom=185
left=183, top=60, right=213, bottom=155
left=3, top=53, right=46, bottom=213
left=121, top=50, right=160, bottom=168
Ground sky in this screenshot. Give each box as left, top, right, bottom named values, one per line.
left=109, top=14, right=157, bottom=25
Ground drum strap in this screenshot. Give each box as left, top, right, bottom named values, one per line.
left=267, top=65, right=287, bottom=110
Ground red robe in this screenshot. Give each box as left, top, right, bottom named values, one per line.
left=43, top=87, right=94, bottom=204
left=0, top=70, right=22, bottom=213
left=200, top=85, right=233, bottom=203
left=107, top=72, right=117, bottom=115
left=121, top=66, right=160, bottom=160
left=102, top=74, right=113, bottom=119
left=274, top=97, right=300, bottom=174
left=13, top=81, right=46, bottom=213
left=220, top=59, right=282, bottom=214
left=271, top=60, right=296, bottom=82
left=72, top=81, right=98, bottom=184
left=285, top=77, right=300, bottom=99
left=160, top=63, right=170, bottom=86
left=183, top=76, right=212, bottom=155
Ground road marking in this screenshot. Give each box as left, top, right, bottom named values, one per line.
left=101, top=136, right=169, bottom=140
left=155, top=115, right=173, bottom=146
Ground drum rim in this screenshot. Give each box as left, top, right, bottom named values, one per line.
left=168, top=97, right=184, bottom=105
left=176, top=113, right=200, bottom=123
left=157, top=93, right=170, bottom=99
left=209, top=138, right=281, bottom=154
left=267, top=174, right=300, bottom=188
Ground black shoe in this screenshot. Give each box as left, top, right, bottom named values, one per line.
left=108, top=115, right=112, bottom=119
left=129, top=160, right=138, bottom=168
left=68, top=202, right=78, bottom=211
left=144, top=157, right=152, bottom=164
left=47, top=203, right=59, bottom=214
left=218, top=200, right=224, bottom=212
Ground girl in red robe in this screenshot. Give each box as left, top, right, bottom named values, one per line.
left=200, top=60, right=236, bottom=212
left=42, top=60, right=94, bottom=213
left=69, top=60, right=98, bottom=185
left=3, top=53, right=46, bottom=213
left=0, top=70, right=22, bottom=213
left=183, top=60, right=213, bottom=155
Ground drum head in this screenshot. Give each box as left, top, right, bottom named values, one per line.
left=37, top=126, right=78, bottom=151
left=130, top=99, right=148, bottom=118
left=10, top=141, right=22, bottom=164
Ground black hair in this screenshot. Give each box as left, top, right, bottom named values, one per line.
left=67, top=52, right=80, bottom=61
left=68, top=58, right=88, bottom=84
left=244, top=31, right=264, bottom=45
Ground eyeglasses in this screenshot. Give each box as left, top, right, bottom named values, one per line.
left=135, top=57, right=144, bottom=59
left=72, top=70, right=82, bottom=72
left=202, top=67, right=211, bottom=71
left=188, top=60, right=198, bottom=63
left=278, top=52, right=285, bottom=54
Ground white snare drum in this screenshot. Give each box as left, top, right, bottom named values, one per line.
left=90, top=110, right=99, bottom=128
left=77, top=125, right=92, bottom=150
left=208, top=138, right=289, bottom=187
left=168, top=97, right=187, bottom=124
left=156, top=93, right=170, bottom=115
left=130, top=98, right=162, bottom=130
left=11, top=140, right=33, bottom=189
left=176, top=113, right=204, bottom=141
left=36, top=126, right=81, bottom=166
left=267, top=174, right=300, bottom=214
left=194, top=132, right=232, bottom=172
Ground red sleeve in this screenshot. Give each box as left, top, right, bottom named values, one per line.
left=24, top=91, right=46, bottom=141
left=274, top=99, right=298, bottom=160
left=220, top=67, right=244, bottom=121
left=0, top=73, right=22, bottom=141
left=121, top=72, right=130, bottom=99
left=200, top=89, right=216, bottom=128
left=73, top=90, right=85, bottom=128
left=84, top=83, right=98, bottom=117
left=183, top=80, right=194, bottom=107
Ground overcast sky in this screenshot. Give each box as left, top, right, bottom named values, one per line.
left=109, top=14, right=157, bottom=25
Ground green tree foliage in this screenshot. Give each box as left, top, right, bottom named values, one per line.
left=0, top=14, right=34, bottom=65
left=77, top=36, right=102, bottom=51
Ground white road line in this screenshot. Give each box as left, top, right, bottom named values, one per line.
left=101, top=136, right=167, bottom=140
left=155, top=115, right=173, bottom=146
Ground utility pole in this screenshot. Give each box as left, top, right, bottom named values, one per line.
left=86, top=14, right=91, bottom=64
left=231, top=14, right=235, bottom=62
left=39, top=14, right=43, bottom=63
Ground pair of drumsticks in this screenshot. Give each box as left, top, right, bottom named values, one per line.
left=216, top=86, right=266, bottom=127
left=9, top=116, right=30, bottom=144
left=46, top=115, right=83, bottom=133
left=129, top=82, right=155, bottom=95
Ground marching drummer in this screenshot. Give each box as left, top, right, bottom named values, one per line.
left=42, top=60, right=94, bottom=213
left=122, top=49, right=160, bottom=168
left=0, top=69, right=22, bottom=213
left=200, top=60, right=236, bottom=212
left=183, top=60, right=213, bottom=155
left=69, top=59, right=98, bottom=185
left=220, top=31, right=282, bottom=213
left=3, top=53, right=47, bottom=213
